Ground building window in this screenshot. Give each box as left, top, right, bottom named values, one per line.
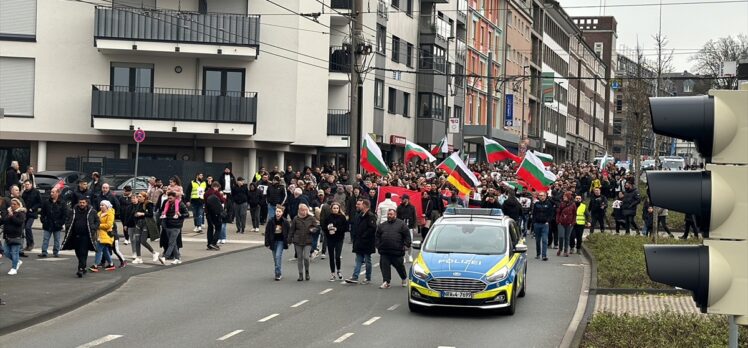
left=594, top=42, right=604, bottom=58
left=392, top=36, right=400, bottom=63
left=0, top=57, right=34, bottom=116
left=111, top=62, right=154, bottom=93
left=418, top=93, right=445, bottom=120
left=403, top=92, right=410, bottom=117
left=455, top=63, right=464, bottom=87
left=615, top=94, right=623, bottom=112
left=406, top=43, right=414, bottom=68
left=391, top=0, right=399, bottom=9
left=376, top=24, right=386, bottom=55
left=388, top=87, right=397, bottom=113
left=419, top=44, right=446, bottom=72
left=454, top=106, right=463, bottom=128
left=683, top=80, right=694, bottom=93
left=405, top=0, right=412, bottom=16
left=374, top=79, right=384, bottom=109
left=203, top=68, right=245, bottom=96
left=0, top=0, right=37, bottom=40
left=612, top=118, right=623, bottom=135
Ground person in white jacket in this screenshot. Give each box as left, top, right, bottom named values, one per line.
left=376, top=192, right=398, bottom=224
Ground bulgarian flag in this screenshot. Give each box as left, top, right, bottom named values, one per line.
left=436, top=152, right=480, bottom=195
left=516, top=151, right=557, bottom=192
left=500, top=181, right=525, bottom=193
left=405, top=140, right=436, bottom=163
left=430, top=135, right=449, bottom=155
left=484, top=137, right=521, bottom=163
left=533, top=151, right=554, bottom=167
left=360, top=133, right=390, bottom=176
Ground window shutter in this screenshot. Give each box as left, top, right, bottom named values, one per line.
left=0, top=57, right=35, bottom=116
left=0, top=0, right=37, bottom=36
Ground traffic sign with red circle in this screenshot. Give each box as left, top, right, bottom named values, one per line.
left=133, top=128, right=146, bottom=143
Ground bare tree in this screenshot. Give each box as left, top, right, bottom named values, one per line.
left=691, top=34, right=748, bottom=90
left=651, top=32, right=675, bottom=163
left=622, top=44, right=654, bottom=186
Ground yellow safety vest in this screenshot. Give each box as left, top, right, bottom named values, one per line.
left=191, top=181, right=206, bottom=200
left=576, top=203, right=587, bottom=225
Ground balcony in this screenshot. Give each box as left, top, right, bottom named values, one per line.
left=419, top=56, right=446, bottom=73
left=329, top=46, right=352, bottom=73
left=91, top=85, right=257, bottom=135
left=420, top=14, right=451, bottom=41
left=455, top=39, right=467, bottom=62
left=330, top=0, right=352, bottom=10
left=327, top=109, right=350, bottom=136
left=94, top=7, right=260, bottom=59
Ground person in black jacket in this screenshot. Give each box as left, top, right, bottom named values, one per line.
left=158, top=192, right=188, bottom=265
left=531, top=191, right=555, bottom=261
left=622, top=181, right=641, bottom=235
left=481, top=195, right=501, bottom=209
left=588, top=188, right=607, bottom=234
left=345, top=199, right=377, bottom=284
left=265, top=205, right=290, bottom=281
left=248, top=182, right=261, bottom=232
left=205, top=182, right=225, bottom=250
left=62, top=197, right=99, bottom=278
left=2, top=198, right=26, bottom=275
left=39, top=188, right=69, bottom=258
left=232, top=177, right=250, bottom=234
left=4, top=161, right=20, bottom=195
left=70, top=181, right=91, bottom=208
left=217, top=167, right=236, bottom=201
left=20, top=180, right=41, bottom=251
left=375, top=209, right=411, bottom=289
left=265, top=176, right=287, bottom=222
left=322, top=202, right=348, bottom=281
left=396, top=194, right=417, bottom=262
left=501, top=190, right=522, bottom=223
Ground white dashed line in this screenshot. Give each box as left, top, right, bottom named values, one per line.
left=387, top=304, right=400, bottom=311
left=362, top=316, right=381, bottom=326
left=217, top=330, right=244, bottom=341
left=76, top=335, right=123, bottom=348
left=258, top=313, right=279, bottom=322
left=291, top=300, right=309, bottom=308
left=333, top=333, right=355, bottom=343
left=319, top=288, right=333, bottom=295
left=437, top=346, right=456, bottom=348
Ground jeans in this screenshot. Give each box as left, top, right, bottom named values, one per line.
left=220, top=223, right=227, bottom=240
left=352, top=253, right=372, bottom=281
left=380, top=254, right=407, bottom=283
left=267, top=203, right=276, bottom=223
left=129, top=227, right=154, bottom=257
left=192, top=201, right=204, bottom=227
left=3, top=242, right=21, bottom=269
left=95, top=242, right=112, bottom=266
left=163, top=227, right=180, bottom=260
left=533, top=223, right=549, bottom=258
left=250, top=204, right=260, bottom=229
left=326, top=238, right=344, bottom=273
left=294, top=245, right=311, bottom=274
left=24, top=217, right=35, bottom=247
left=271, top=240, right=284, bottom=277
left=41, top=230, right=62, bottom=256
left=311, top=233, right=321, bottom=254
left=235, top=202, right=248, bottom=232
left=520, top=213, right=530, bottom=237
left=557, top=224, right=573, bottom=253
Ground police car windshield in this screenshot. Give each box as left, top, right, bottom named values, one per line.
left=423, top=224, right=507, bottom=255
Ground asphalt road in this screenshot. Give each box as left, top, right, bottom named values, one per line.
left=0, top=238, right=584, bottom=348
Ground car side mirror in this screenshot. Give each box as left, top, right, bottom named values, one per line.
left=514, top=244, right=528, bottom=253
left=412, top=240, right=422, bottom=250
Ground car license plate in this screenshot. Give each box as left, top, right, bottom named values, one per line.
left=443, top=291, right=473, bottom=299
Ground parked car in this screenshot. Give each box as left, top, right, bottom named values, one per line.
left=34, top=171, right=90, bottom=203
left=101, top=175, right=151, bottom=196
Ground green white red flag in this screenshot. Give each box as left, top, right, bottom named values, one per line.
left=360, top=133, right=390, bottom=176
left=430, top=135, right=449, bottom=156
left=533, top=151, right=554, bottom=166
left=516, top=151, right=557, bottom=192
left=483, top=137, right=521, bottom=163
left=405, top=141, right=436, bottom=162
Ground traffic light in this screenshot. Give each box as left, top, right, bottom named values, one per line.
left=644, top=89, right=748, bottom=326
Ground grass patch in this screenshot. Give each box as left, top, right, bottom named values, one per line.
left=585, top=233, right=700, bottom=289
left=582, top=312, right=748, bottom=348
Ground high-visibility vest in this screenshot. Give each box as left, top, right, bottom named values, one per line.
left=191, top=180, right=206, bottom=200
left=576, top=203, right=587, bottom=225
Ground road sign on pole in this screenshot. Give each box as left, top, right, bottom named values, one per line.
left=133, top=128, right=145, bottom=178
left=448, top=117, right=460, bottom=134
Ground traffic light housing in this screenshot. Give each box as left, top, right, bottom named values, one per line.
left=644, top=89, right=748, bottom=325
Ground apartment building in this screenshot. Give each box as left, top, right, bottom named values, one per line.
left=503, top=0, right=532, bottom=154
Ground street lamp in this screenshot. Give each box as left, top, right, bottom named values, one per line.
left=555, top=81, right=565, bottom=164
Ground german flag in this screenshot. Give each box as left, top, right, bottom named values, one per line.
left=436, top=152, right=480, bottom=195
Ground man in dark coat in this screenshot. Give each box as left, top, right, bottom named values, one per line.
left=39, top=187, right=69, bottom=258
left=345, top=199, right=377, bottom=284
left=62, top=198, right=99, bottom=277
left=204, top=182, right=226, bottom=251
left=375, top=209, right=411, bottom=288
left=4, top=161, right=20, bottom=195
left=622, top=181, right=641, bottom=235
left=21, top=180, right=41, bottom=251
left=500, top=190, right=522, bottom=222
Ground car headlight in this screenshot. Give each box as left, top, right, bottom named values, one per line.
left=412, top=263, right=428, bottom=280
left=486, top=266, right=509, bottom=283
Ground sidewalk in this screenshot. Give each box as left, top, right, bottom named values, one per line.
left=0, top=218, right=264, bottom=334
left=594, top=294, right=701, bottom=315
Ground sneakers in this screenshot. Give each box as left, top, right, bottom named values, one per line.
left=171, top=259, right=182, bottom=265
left=379, top=282, right=391, bottom=289
left=193, top=226, right=200, bottom=232
left=564, top=253, right=569, bottom=257
left=360, top=280, right=370, bottom=285
left=132, top=257, right=143, bottom=264
left=556, top=250, right=561, bottom=256
left=344, top=277, right=359, bottom=284
left=152, top=252, right=160, bottom=262
left=123, top=239, right=130, bottom=245
left=89, top=265, right=100, bottom=273
left=321, top=253, right=326, bottom=260
left=329, top=273, right=336, bottom=282
left=289, top=257, right=297, bottom=262
left=337, top=272, right=343, bottom=280
left=158, top=256, right=166, bottom=265
left=274, top=275, right=282, bottom=281
left=105, top=265, right=117, bottom=271
left=535, top=255, right=540, bottom=260
left=119, top=261, right=127, bottom=268
left=16, top=260, right=22, bottom=271
left=401, top=279, right=408, bottom=287
left=542, top=257, right=549, bottom=261
left=37, top=254, right=48, bottom=258
left=7, top=268, right=17, bottom=275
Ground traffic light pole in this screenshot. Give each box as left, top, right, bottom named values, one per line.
left=729, top=315, right=738, bottom=348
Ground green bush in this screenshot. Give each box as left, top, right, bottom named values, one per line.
left=582, top=312, right=748, bottom=348
left=585, top=233, right=700, bottom=289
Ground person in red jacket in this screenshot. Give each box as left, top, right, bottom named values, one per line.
left=555, top=191, right=577, bottom=257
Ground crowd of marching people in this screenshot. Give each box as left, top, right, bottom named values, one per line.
left=2, top=155, right=698, bottom=296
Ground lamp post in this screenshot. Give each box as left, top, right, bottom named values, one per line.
left=555, top=81, right=565, bottom=164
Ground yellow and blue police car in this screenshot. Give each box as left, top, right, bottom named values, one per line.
left=408, top=208, right=528, bottom=315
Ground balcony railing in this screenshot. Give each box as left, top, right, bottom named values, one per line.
left=327, top=110, right=350, bottom=136
left=94, top=6, right=260, bottom=47
left=419, top=14, right=451, bottom=40
left=329, top=46, right=352, bottom=73
left=419, top=56, right=446, bottom=73
left=455, top=39, right=467, bottom=62
left=92, top=85, right=257, bottom=124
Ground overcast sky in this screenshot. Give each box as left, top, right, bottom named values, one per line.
left=561, top=0, right=748, bottom=72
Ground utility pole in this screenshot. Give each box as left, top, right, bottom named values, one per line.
left=347, top=0, right=364, bottom=184
left=486, top=52, right=494, bottom=137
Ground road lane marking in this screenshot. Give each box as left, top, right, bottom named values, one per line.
left=362, top=316, right=380, bottom=326
left=217, top=330, right=244, bottom=341
left=387, top=304, right=400, bottom=311
left=437, top=346, right=456, bottom=348
left=333, top=333, right=355, bottom=343
left=181, top=237, right=263, bottom=244
left=36, top=258, right=70, bottom=262
left=319, top=288, right=333, bottom=295
left=291, top=300, right=309, bottom=308
left=258, top=313, right=279, bottom=322
left=76, top=335, right=123, bottom=348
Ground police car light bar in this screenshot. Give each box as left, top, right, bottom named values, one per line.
left=443, top=208, right=504, bottom=216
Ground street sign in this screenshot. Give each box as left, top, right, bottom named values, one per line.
left=504, top=94, right=514, bottom=127
left=448, top=117, right=460, bottom=134
left=611, top=79, right=622, bottom=91
left=133, top=128, right=146, bottom=143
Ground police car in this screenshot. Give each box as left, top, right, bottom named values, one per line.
left=408, top=208, right=528, bottom=315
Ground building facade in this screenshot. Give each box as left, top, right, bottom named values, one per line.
left=503, top=0, right=533, bottom=153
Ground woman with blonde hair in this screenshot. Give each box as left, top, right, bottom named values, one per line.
left=91, top=200, right=115, bottom=272
left=2, top=198, right=27, bottom=275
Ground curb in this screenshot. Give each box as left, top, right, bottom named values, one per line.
left=0, top=244, right=264, bottom=336
left=592, top=288, right=690, bottom=295
left=564, top=245, right=597, bottom=348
